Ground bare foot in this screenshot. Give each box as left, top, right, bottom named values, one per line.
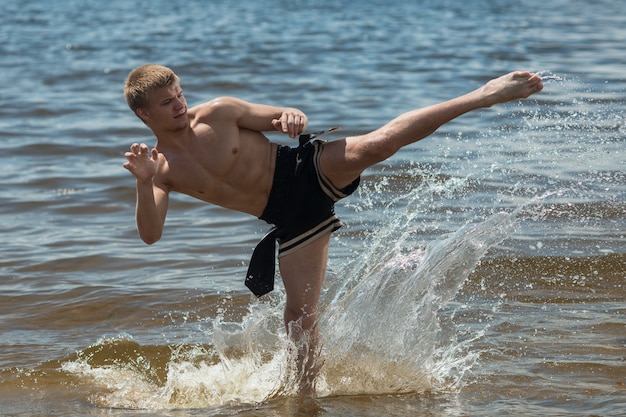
left=480, top=71, right=544, bottom=107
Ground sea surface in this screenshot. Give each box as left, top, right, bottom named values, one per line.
left=1, top=0, right=625, bottom=415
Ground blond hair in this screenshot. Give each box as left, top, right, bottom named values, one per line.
left=124, top=64, right=180, bottom=112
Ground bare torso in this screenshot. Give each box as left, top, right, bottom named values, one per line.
left=153, top=103, right=278, bottom=218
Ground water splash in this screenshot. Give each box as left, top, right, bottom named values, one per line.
left=319, top=195, right=521, bottom=396
left=535, top=70, right=566, bottom=83
left=61, top=333, right=287, bottom=409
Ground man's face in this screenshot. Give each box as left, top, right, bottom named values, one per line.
left=137, top=82, right=188, bottom=132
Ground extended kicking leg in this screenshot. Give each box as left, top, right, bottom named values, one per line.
left=320, top=71, right=544, bottom=189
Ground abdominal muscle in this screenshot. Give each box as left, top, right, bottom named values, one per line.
left=163, top=130, right=278, bottom=218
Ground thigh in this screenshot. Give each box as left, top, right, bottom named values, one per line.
left=278, top=232, right=331, bottom=325
left=319, top=135, right=377, bottom=190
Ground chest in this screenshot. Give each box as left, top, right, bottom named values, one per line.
left=162, top=136, right=238, bottom=187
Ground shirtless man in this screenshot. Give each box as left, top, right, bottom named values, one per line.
left=123, top=65, right=543, bottom=393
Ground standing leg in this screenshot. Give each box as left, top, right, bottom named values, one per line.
left=278, top=232, right=331, bottom=395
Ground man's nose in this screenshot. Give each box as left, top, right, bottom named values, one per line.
left=174, top=97, right=185, bottom=109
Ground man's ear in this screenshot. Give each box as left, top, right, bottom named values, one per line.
left=136, top=108, right=150, bottom=122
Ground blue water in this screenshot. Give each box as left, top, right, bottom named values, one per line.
left=1, top=0, right=625, bottom=415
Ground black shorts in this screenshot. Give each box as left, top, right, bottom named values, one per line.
left=259, top=139, right=360, bottom=258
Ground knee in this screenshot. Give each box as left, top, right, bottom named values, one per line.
left=358, top=131, right=400, bottom=163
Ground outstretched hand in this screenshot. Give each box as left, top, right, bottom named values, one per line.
left=271, top=109, right=308, bottom=138
left=123, top=143, right=161, bottom=182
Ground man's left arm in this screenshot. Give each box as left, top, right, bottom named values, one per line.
left=269, top=106, right=308, bottom=138
left=207, top=96, right=308, bottom=138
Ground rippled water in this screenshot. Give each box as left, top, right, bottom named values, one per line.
left=1, top=0, right=625, bottom=415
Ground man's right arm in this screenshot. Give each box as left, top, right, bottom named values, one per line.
left=134, top=178, right=168, bottom=244
left=124, top=143, right=169, bottom=244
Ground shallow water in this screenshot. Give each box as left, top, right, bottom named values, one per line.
left=1, top=0, right=625, bottom=415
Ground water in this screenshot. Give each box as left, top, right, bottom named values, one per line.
left=1, top=0, right=625, bottom=415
